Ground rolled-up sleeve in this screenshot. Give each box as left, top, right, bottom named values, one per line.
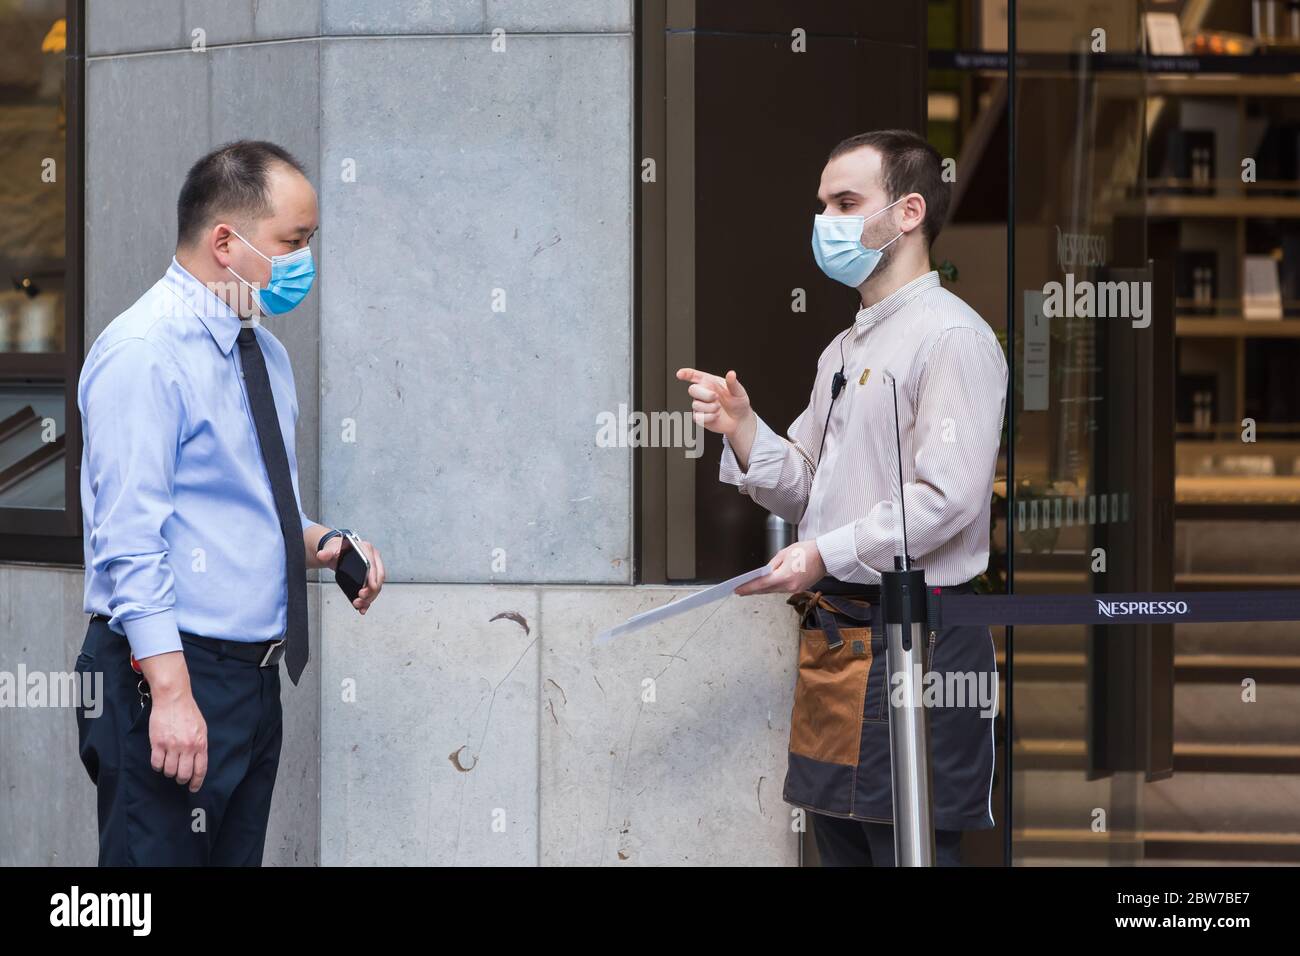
left=80, top=338, right=186, bottom=659
left=815, top=328, right=1007, bottom=582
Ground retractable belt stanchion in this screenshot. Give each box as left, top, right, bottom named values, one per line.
left=880, top=372, right=938, bottom=866
left=881, top=557, right=935, bottom=867
left=876, top=376, right=1300, bottom=866
left=886, top=581, right=1300, bottom=867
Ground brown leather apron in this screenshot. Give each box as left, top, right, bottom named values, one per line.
left=786, top=590, right=880, bottom=768
left=782, top=577, right=996, bottom=830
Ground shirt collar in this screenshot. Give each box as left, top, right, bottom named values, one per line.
left=853, top=270, right=940, bottom=334
left=163, top=257, right=243, bottom=355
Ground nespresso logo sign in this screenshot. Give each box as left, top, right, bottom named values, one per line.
left=1056, top=226, right=1107, bottom=269
left=1096, top=599, right=1189, bottom=618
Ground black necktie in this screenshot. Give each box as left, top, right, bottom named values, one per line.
left=236, top=326, right=308, bottom=684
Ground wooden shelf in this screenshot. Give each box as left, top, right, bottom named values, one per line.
left=1004, top=570, right=1091, bottom=586
left=1177, top=475, right=1300, bottom=504
left=1177, top=317, right=1300, bottom=336
left=1122, top=195, right=1300, bottom=218
left=1176, top=572, right=1300, bottom=588
left=1176, top=437, right=1300, bottom=445
left=1135, top=74, right=1300, bottom=97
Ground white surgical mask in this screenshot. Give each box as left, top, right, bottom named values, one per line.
left=811, top=196, right=905, bottom=287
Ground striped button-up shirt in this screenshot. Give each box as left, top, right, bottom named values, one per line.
left=720, top=270, right=1007, bottom=587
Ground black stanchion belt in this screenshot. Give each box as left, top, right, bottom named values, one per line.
left=931, top=589, right=1300, bottom=628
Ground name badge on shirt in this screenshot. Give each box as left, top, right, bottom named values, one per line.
left=859, top=368, right=871, bottom=386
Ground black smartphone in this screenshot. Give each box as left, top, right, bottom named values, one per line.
left=335, top=531, right=371, bottom=604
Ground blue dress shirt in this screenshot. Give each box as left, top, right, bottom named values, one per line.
left=79, top=258, right=315, bottom=659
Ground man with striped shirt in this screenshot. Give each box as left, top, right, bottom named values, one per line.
left=678, top=130, right=1007, bottom=866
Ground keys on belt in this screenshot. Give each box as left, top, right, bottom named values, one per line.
left=90, top=614, right=286, bottom=668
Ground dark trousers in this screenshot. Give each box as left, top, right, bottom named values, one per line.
left=74, top=618, right=283, bottom=866
left=813, top=813, right=963, bottom=867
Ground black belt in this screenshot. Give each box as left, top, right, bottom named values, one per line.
left=801, top=576, right=978, bottom=649
left=90, top=613, right=286, bottom=668
left=810, top=576, right=881, bottom=600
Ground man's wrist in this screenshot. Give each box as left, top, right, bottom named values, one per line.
left=721, top=412, right=758, bottom=474
left=317, top=527, right=361, bottom=554
left=731, top=412, right=758, bottom=450
left=137, top=651, right=191, bottom=697
left=807, top=539, right=828, bottom=581
left=815, top=523, right=861, bottom=582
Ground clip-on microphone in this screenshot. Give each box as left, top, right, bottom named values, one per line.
left=815, top=330, right=852, bottom=468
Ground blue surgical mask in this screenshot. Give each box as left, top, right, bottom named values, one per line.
left=811, top=196, right=905, bottom=287
left=228, top=228, right=315, bottom=315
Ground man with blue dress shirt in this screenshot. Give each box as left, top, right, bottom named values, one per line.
left=74, top=140, right=386, bottom=866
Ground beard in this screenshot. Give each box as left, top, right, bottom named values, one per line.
left=862, top=225, right=900, bottom=278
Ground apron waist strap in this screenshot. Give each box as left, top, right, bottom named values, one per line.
left=792, top=576, right=980, bottom=649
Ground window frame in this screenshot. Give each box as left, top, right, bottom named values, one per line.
left=0, top=0, right=85, bottom=564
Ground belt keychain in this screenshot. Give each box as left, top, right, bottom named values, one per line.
left=130, top=653, right=150, bottom=710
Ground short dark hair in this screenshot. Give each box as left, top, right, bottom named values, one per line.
left=828, top=129, right=950, bottom=245
left=176, top=140, right=306, bottom=248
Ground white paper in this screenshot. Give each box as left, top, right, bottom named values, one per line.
left=594, top=563, right=775, bottom=644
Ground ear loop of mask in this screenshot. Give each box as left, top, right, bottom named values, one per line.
left=225, top=229, right=270, bottom=314
left=864, top=195, right=906, bottom=221
left=876, top=230, right=904, bottom=252
left=228, top=227, right=273, bottom=263
left=864, top=196, right=907, bottom=252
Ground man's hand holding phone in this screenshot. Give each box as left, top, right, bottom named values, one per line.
left=315, top=530, right=386, bottom=614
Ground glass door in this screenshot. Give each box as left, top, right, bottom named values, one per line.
left=1007, top=0, right=1165, bottom=865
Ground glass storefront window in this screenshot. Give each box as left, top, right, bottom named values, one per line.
left=0, top=0, right=83, bottom=559
left=0, top=381, right=66, bottom=510
left=0, top=1, right=68, bottom=354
